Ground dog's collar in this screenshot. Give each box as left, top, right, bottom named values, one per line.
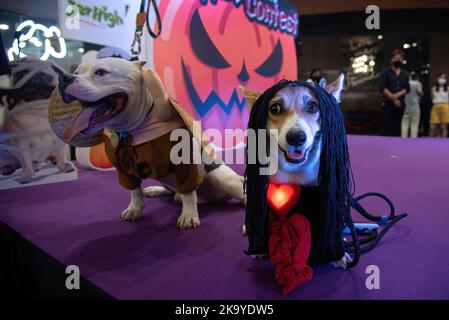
left=109, top=131, right=130, bottom=148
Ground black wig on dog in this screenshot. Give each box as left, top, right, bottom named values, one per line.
left=244, top=80, right=354, bottom=266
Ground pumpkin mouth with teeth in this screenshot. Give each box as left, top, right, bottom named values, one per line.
left=60, top=92, right=128, bottom=141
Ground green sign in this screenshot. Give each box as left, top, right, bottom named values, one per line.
left=67, top=0, right=124, bottom=28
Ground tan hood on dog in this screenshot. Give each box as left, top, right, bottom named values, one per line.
left=48, top=69, right=215, bottom=158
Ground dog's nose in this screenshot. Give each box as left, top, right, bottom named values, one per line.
left=58, top=73, right=76, bottom=102
left=286, top=130, right=307, bottom=147
left=59, top=73, right=76, bottom=86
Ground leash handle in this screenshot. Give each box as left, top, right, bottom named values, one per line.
left=146, top=0, right=162, bottom=39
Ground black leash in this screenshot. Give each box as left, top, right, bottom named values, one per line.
left=345, top=192, right=408, bottom=268
left=145, top=0, right=162, bottom=39
left=130, top=0, right=162, bottom=60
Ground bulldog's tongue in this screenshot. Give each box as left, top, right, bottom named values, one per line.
left=286, top=149, right=305, bottom=160
left=62, top=108, right=97, bottom=141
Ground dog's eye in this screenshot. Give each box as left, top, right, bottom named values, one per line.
left=307, top=102, right=319, bottom=114
left=94, top=69, right=109, bottom=76
left=269, top=103, right=283, bottom=115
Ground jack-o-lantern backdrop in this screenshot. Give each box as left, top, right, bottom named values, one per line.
left=153, top=0, right=299, bottom=149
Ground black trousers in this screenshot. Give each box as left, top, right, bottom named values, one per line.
left=382, top=100, right=405, bottom=136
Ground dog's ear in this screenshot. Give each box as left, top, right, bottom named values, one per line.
left=132, top=60, right=146, bottom=70
left=239, top=85, right=262, bottom=110
left=325, top=73, right=344, bottom=102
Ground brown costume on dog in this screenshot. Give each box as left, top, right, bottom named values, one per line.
left=104, top=129, right=203, bottom=194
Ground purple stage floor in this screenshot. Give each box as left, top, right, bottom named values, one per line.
left=1, top=135, right=449, bottom=299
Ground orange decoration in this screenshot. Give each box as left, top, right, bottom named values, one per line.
left=88, top=143, right=113, bottom=169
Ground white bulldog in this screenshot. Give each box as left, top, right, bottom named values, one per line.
left=57, top=58, right=245, bottom=229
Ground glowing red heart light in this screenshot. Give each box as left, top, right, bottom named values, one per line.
left=267, top=183, right=301, bottom=216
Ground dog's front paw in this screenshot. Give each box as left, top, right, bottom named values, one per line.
left=177, top=213, right=200, bottom=229
left=18, top=175, right=32, bottom=184
left=120, top=204, right=144, bottom=221
left=330, top=252, right=353, bottom=269
left=58, top=162, right=75, bottom=173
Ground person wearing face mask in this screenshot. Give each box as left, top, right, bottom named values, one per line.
left=401, top=71, right=423, bottom=138
left=429, top=73, right=449, bottom=138
left=307, top=68, right=327, bottom=87
left=379, top=49, right=410, bottom=136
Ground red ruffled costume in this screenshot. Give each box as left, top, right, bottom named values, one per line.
left=267, top=182, right=313, bottom=295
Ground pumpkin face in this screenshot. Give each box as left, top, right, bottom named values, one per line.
left=153, top=1, right=297, bottom=149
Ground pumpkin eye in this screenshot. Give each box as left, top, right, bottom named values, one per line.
left=307, top=101, right=319, bottom=114
left=269, top=103, right=283, bottom=115
left=255, top=40, right=283, bottom=77
left=189, top=10, right=230, bottom=69
left=95, top=69, right=109, bottom=76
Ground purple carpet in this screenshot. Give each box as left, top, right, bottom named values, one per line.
left=1, top=135, right=449, bottom=299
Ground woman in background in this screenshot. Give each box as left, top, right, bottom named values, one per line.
left=429, top=73, right=449, bottom=138
left=402, top=71, right=423, bottom=138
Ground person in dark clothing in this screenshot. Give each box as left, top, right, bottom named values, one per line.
left=379, top=49, right=410, bottom=136
left=307, top=68, right=327, bottom=87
